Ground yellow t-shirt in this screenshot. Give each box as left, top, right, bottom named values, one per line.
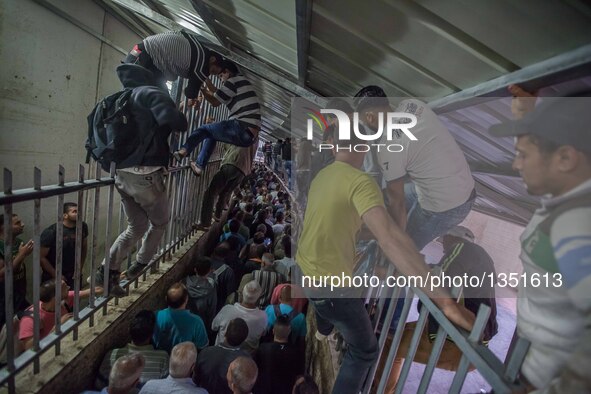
left=296, top=161, right=384, bottom=277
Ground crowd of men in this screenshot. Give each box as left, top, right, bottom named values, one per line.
left=1, top=26, right=589, bottom=394
left=83, top=164, right=314, bottom=394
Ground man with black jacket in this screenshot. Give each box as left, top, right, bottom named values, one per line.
left=93, top=63, right=188, bottom=297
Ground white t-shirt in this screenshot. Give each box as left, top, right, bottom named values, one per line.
left=377, top=99, right=474, bottom=212
left=212, top=303, right=267, bottom=350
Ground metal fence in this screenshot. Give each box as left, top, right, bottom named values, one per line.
left=0, top=77, right=228, bottom=392
left=357, top=259, right=531, bottom=394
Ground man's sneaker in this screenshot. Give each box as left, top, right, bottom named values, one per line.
left=90, top=265, right=105, bottom=286
left=125, top=262, right=148, bottom=280
left=172, top=149, right=187, bottom=163
left=108, top=270, right=127, bottom=298
left=194, top=222, right=211, bottom=231
left=189, top=162, right=203, bottom=176
left=89, top=266, right=126, bottom=297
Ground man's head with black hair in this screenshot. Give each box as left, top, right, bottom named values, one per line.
left=62, top=202, right=79, bottom=225
left=213, top=241, right=230, bottom=259
left=353, top=85, right=392, bottom=133
left=252, top=232, right=265, bottom=245
left=273, top=314, right=291, bottom=342
left=219, top=60, right=240, bottom=80
left=229, top=219, right=241, bottom=234
left=194, top=256, right=212, bottom=277
left=225, top=318, right=249, bottom=347
left=130, top=310, right=156, bottom=345
left=208, top=51, right=224, bottom=75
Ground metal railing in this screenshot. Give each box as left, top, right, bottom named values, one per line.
left=355, top=259, right=530, bottom=394
left=0, top=77, right=229, bottom=392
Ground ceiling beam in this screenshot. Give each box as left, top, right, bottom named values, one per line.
left=111, top=0, right=326, bottom=106
left=94, top=0, right=154, bottom=37
left=314, top=3, right=459, bottom=94
left=430, top=43, right=591, bottom=113
left=384, top=0, right=519, bottom=73
left=189, top=0, right=230, bottom=48
left=295, top=0, right=312, bottom=86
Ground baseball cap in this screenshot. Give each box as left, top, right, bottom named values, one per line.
left=445, top=226, right=475, bottom=242
left=489, top=91, right=591, bottom=154
left=353, top=85, right=390, bottom=112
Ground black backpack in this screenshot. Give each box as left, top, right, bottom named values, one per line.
left=86, top=89, right=136, bottom=172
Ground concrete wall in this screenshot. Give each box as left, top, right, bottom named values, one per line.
left=0, top=0, right=141, bottom=186
left=0, top=0, right=148, bottom=299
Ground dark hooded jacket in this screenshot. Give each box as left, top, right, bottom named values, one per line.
left=115, top=64, right=187, bottom=168
left=184, top=274, right=217, bottom=331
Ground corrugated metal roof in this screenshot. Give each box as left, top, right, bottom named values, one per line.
left=105, top=0, right=591, bottom=225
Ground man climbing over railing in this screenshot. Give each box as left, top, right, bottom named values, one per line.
left=123, top=30, right=223, bottom=99
left=353, top=86, right=476, bottom=251
left=490, top=87, right=591, bottom=393
left=295, top=118, right=475, bottom=394
left=91, top=63, right=188, bottom=297
left=173, top=60, right=261, bottom=176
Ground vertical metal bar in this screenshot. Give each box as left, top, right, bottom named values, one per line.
left=395, top=299, right=430, bottom=394
left=504, top=337, right=531, bottom=383
left=72, top=165, right=84, bottom=341
left=32, top=168, right=42, bottom=373
left=376, top=288, right=414, bottom=394
left=103, top=164, right=116, bottom=305
left=416, top=325, right=447, bottom=394
left=89, top=165, right=101, bottom=312
left=363, top=267, right=400, bottom=394
left=416, top=286, right=464, bottom=394
left=448, top=304, right=491, bottom=394
left=54, top=165, right=65, bottom=356
left=178, top=167, right=189, bottom=243
left=3, top=169, right=16, bottom=394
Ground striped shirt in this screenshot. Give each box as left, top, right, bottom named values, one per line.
left=143, top=30, right=208, bottom=83
left=214, top=75, right=261, bottom=128
left=98, top=344, right=169, bottom=386
left=517, top=179, right=591, bottom=390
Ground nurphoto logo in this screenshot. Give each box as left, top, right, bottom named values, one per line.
left=306, top=109, right=418, bottom=152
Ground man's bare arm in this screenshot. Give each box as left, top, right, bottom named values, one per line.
left=384, top=178, right=407, bottom=230
left=40, top=246, right=57, bottom=279
left=200, top=87, right=222, bottom=107
left=0, top=240, right=33, bottom=280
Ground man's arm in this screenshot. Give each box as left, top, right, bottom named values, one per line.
left=200, top=87, right=222, bottom=107
left=39, top=246, right=57, bottom=279
left=362, top=206, right=475, bottom=331
left=144, top=88, right=188, bottom=131
left=508, top=84, right=538, bottom=119
left=541, top=211, right=591, bottom=393
left=384, top=178, right=407, bottom=230
left=0, top=240, right=33, bottom=280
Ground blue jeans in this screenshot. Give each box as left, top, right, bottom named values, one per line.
left=195, top=138, right=216, bottom=169
left=311, top=298, right=378, bottom=394
left=405, top=183, right=475, bottom=250
left=182, top=119, right=255, bottom=169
